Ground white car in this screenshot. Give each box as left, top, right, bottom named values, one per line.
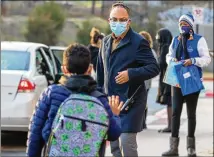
left=1, top=41, right=61, bottom=132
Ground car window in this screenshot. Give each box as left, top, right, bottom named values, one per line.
left=51, top=49, right=64, bottom=65
left=1, top=50, right=30, bottom=71
left=36, top=50, right=43, bottom=68
left=53, top=54, right=62, bottom=73
left=41, top=47, right=55, bottom=73
left=35, top=49, right=51, bottom=74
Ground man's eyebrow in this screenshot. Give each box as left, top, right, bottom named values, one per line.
left=110, top=17, right=129, bottom=19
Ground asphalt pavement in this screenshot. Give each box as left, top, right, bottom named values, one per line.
left=105, top=95, right=213, bottom=156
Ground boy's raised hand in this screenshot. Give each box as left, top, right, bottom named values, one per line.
left=108, top=95, right=123, bottom=116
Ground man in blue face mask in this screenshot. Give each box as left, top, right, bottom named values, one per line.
left=96, top=2, right=160, bottom=157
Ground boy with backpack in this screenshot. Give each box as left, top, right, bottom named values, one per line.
left=26, top=43, right=123, bottom=157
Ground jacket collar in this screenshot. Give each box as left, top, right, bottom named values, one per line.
left=59, top=75, right=97, bottom=94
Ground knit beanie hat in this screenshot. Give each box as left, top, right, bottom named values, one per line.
left=179, top=13, right=194, bottom=28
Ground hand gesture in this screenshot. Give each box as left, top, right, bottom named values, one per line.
left=183, top=59, right=192, bottom=66
left=115, top=70, right=129, bottom=84
left=108, top=95, right=123, bottom=116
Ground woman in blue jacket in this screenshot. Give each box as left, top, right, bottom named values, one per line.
left=162, top=14, right=211, bottom=157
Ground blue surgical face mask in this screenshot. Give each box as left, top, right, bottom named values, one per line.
left=179, top=26, right=192, bottom=34
left=110, top=21, right=128, bottom=37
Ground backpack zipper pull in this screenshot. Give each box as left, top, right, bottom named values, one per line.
left=81, top=120, right=87, bottom=132
left=53, top=133, right=56, bottom=139
left=61, top=119, right=64, bottom=129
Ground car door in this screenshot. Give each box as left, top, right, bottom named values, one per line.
left=39, top=47, right=55, bottom=83
left=32, top=49, right=49, bottom=100
left=40, top=47, right=58, bottom=75
left=46, top=47, right=63, bottom=83
left=49, top=48, right=63, bottom=74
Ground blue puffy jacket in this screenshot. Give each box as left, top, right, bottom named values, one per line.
left=26, top=75, right=121, bottom=157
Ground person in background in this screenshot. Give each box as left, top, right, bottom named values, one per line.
left=88, top=27, right=105, bottom=72
left=162, top=13, right=211, bottom=157
left=139, top=31, right=158, bottom=129
left=155, top=28, right=173, bottom=133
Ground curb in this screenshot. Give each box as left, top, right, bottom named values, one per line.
left=203, top=78, right=214, bottom=81
left=146, top=108, right=167, bottom=125
left=1, top=146, right=25, bottom=152
left=154, top=108, right=166, bottom=118
left=205, top=91, right=214, bottom=98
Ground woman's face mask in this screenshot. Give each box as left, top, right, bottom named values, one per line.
left=110, top=21, right=128, bottom=37
left=179, top=26, right=192, bottom=35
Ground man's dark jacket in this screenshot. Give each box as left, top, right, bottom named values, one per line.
left=96, top=28, right=160, bottom=132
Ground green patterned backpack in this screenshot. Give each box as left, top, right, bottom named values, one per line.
left=45, top=92, right=109, bottom=157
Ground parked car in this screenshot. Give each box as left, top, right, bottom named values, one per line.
left=1, top=41, right=61, bottom=132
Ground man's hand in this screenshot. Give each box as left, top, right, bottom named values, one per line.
left=108, top=95, right=123, bottom=116
left=115, top=70, right=129, bottom=84
left=183, top=59, right=192, bottom=66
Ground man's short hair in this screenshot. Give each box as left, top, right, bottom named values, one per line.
left=63, top=43, right=91, bottom=74
left=110, top=2, right=130, bottom=15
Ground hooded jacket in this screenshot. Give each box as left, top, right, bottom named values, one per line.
left=26, top=75, right=121, bottom=157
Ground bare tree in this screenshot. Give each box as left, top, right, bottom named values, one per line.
left=101, top=0, right=105, bottom=17
left=1, top=0, right=6, bottom=16
left=91, top=0, right=96, bottom=15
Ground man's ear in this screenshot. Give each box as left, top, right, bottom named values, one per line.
left=127, top=19, right=131, bottom=27
left=108, top=18, right=111, bottom=24
left=61, top=65, right=69, bottom=74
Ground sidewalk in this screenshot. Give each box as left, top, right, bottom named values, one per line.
left=202, top=80, right=214, bottom=98
left=105, top=98, right=213, bottom=156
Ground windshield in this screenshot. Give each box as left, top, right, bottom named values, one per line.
left=1, top=50, right=30, bottom=71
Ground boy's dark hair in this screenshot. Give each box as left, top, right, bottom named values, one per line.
left=63, top=43, right=91, bottom=74
left=110, top=1, right=130, bottom=15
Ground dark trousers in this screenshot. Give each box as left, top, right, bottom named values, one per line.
left=171, top=87, right=200, bottom=138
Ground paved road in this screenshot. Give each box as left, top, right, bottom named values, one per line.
left=105, top=97, right=213, bottom=156
left=1, top=132, right=27, bottom=156
left=147, top=78, right=165, bottom=115
left=1, top=79, right=213, bottom=156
